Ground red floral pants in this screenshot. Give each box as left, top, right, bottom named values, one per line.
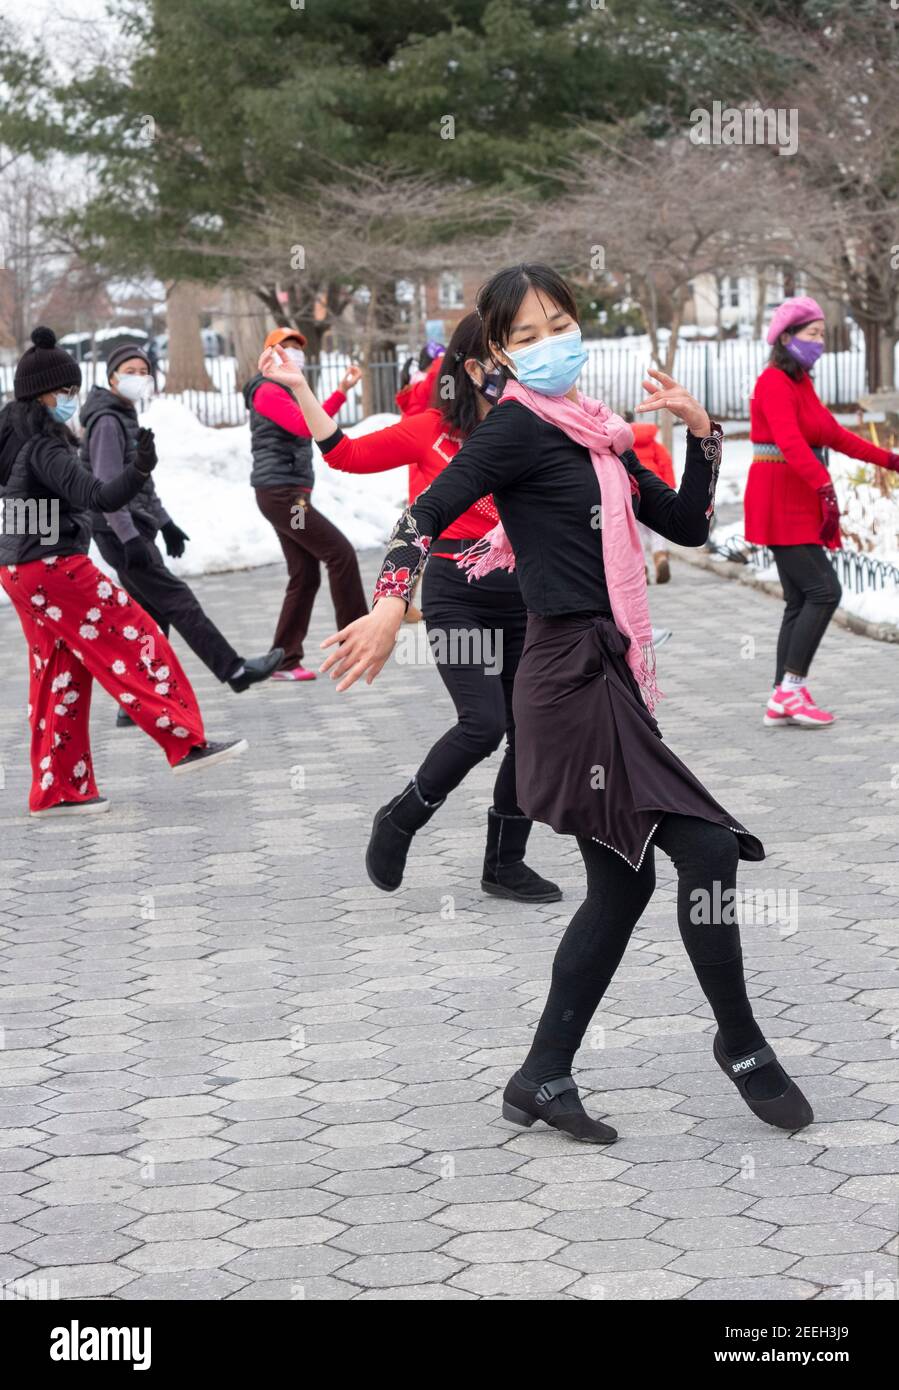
left=1, top=554, right=206, bottom=812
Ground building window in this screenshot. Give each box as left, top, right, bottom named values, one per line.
left=437, top=271, right=465, bottom=310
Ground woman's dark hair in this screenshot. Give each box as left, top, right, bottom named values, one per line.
left=431, top=310, right=500, bottom=438
left=769, top=321, right=814, bottom=381
left=476, top=262, right=580, bottom=352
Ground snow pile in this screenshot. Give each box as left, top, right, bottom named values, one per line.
left=128, top=398, right=407, bottom=578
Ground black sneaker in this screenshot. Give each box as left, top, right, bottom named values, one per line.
left=31, top=797, right=110, bottom=819
left=172, top=739, right=248, bottom=775
left=228, top=648, right=284, bottom=693
left=116, top=707, right=136, bottom=728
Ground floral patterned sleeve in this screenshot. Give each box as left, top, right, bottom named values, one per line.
left=372, top=501, right=434, bottom=607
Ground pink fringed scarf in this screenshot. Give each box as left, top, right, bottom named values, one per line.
left=457, top=379, right=663, bottom=713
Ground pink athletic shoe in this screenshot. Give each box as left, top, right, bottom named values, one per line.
left=764, top=685, right=834, bottom=728
left=271, top=665, right=317, bottom=682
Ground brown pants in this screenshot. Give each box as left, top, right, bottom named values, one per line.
left=255, top=486, right=368, bottom=668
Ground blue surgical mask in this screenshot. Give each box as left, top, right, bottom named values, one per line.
left=506, top=328, right=588, bottom=396
left=49, top=394, right=78, bottom=423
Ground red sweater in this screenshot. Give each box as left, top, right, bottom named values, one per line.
left=745, top=366, right=895, bottom=548
left=630, top=423, right=675, bottom=488
left=395, top=355, right=443, bottom=416
left=252, top=381, right=346, bottom=439
left=321, top=406, right=499, bottom=542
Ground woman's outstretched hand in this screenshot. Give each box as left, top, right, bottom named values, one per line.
left=634, top=369, right=712, bottom=438
left=339, top=364, right=363, bottom=393
left=320, top=599, right=405, bottom=691
left=258, top=343, right=306, bottom=390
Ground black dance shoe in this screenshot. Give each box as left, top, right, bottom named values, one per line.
left=713, top=1032, right=814, bottom=1131
left=502, top=1071, right=617, bottom=1144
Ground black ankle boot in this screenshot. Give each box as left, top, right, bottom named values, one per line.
left=365, top=779, right=445, bottom=892
left=502, top=1071, right=617, bottom=1144
left=481, top=809, right=562, bottom=903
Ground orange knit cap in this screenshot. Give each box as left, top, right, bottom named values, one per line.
left=264, top=326, right=307, bottom=350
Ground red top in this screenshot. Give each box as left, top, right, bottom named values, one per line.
left=322, top=406, right=499, bottom=541
left=395, top=355, right=443, bottom=416
left=630, top=423, right=676, bottom=488
left=744, top=366, right=895, bottom=548
left=253, top=381, right=346, bottom=437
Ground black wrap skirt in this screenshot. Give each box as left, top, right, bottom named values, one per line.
left=512, top=613, right=765, bottom=870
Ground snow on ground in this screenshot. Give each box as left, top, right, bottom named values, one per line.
left=1, top=401, right=896, bottom=628
left=132, top=399, right=407, bottom=579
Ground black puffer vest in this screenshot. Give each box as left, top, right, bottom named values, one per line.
left=243, top=374, right=314, bottom=490
left=79, top=386, right=164, bottom=535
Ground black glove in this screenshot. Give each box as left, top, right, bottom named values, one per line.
left=135, top=426, right=158, bottom=474
left=123, top=536, right=153, bottom=571
left=161, top=520, right=190, bottom=558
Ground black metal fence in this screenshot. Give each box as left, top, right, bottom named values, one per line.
left=709, top=534, right=899, bottom=596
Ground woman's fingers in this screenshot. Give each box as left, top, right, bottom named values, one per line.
left=336, top=659, right=372, bottom=693
left=648, top=369, right=677, bottom=389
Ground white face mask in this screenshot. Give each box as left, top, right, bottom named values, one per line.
left=115, top=374, right=153, bottom=403
left=284, top=347, right=305, bottom=368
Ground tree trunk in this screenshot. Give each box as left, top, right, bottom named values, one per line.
left=359, top=287, right=376, bottom=419
left=226, top=286, right=271, bottom=390
left=753, top=270, right=767, bottom=340
left=164, top=281, right=215, bottom=393
left=860, top=318, right=882, bottom=395
left=659, top=303, right=683, bottom=458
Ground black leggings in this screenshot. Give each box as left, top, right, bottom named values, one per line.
left=415, top=556, right=527, bottom=814
left=522, top=814, right=763, bottom=1082
left=769, top=544, right=842, bottom=685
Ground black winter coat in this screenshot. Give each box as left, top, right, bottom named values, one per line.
left=0, top=399, right=151, bottom=564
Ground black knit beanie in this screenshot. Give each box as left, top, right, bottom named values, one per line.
left=106, top=342, right=153, bottom=379
left=14, top=327, right=82, bottom=401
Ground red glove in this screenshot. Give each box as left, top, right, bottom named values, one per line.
left=817, top=484, right=841, bottom=547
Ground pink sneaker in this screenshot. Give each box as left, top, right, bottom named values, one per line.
left=764, top=686, right=834, bottom=728
left=271, top=665, right=317, bottom=682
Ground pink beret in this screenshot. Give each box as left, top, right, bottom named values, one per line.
left=766, top=296, right=825, bottom=345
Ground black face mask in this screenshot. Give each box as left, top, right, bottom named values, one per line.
left=474, top=363, right=505, bottom=403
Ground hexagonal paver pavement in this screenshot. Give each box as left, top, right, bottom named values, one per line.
left=0, top=553, right=896, bottom=1300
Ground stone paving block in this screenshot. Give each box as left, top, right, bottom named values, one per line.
left=329, top=1221, right=453, bottom=1255
left=683, top=1275, right=818, bottom=1300
left=565, top=1268, right=698, bottom=1300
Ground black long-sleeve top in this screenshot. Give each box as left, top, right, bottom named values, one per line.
left=373, top=400, right=723, bottom=616
left=0, top=404, right=153, bottom=564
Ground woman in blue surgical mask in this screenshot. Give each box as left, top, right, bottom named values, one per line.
left=319, top=262, right=816, bottom=1144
